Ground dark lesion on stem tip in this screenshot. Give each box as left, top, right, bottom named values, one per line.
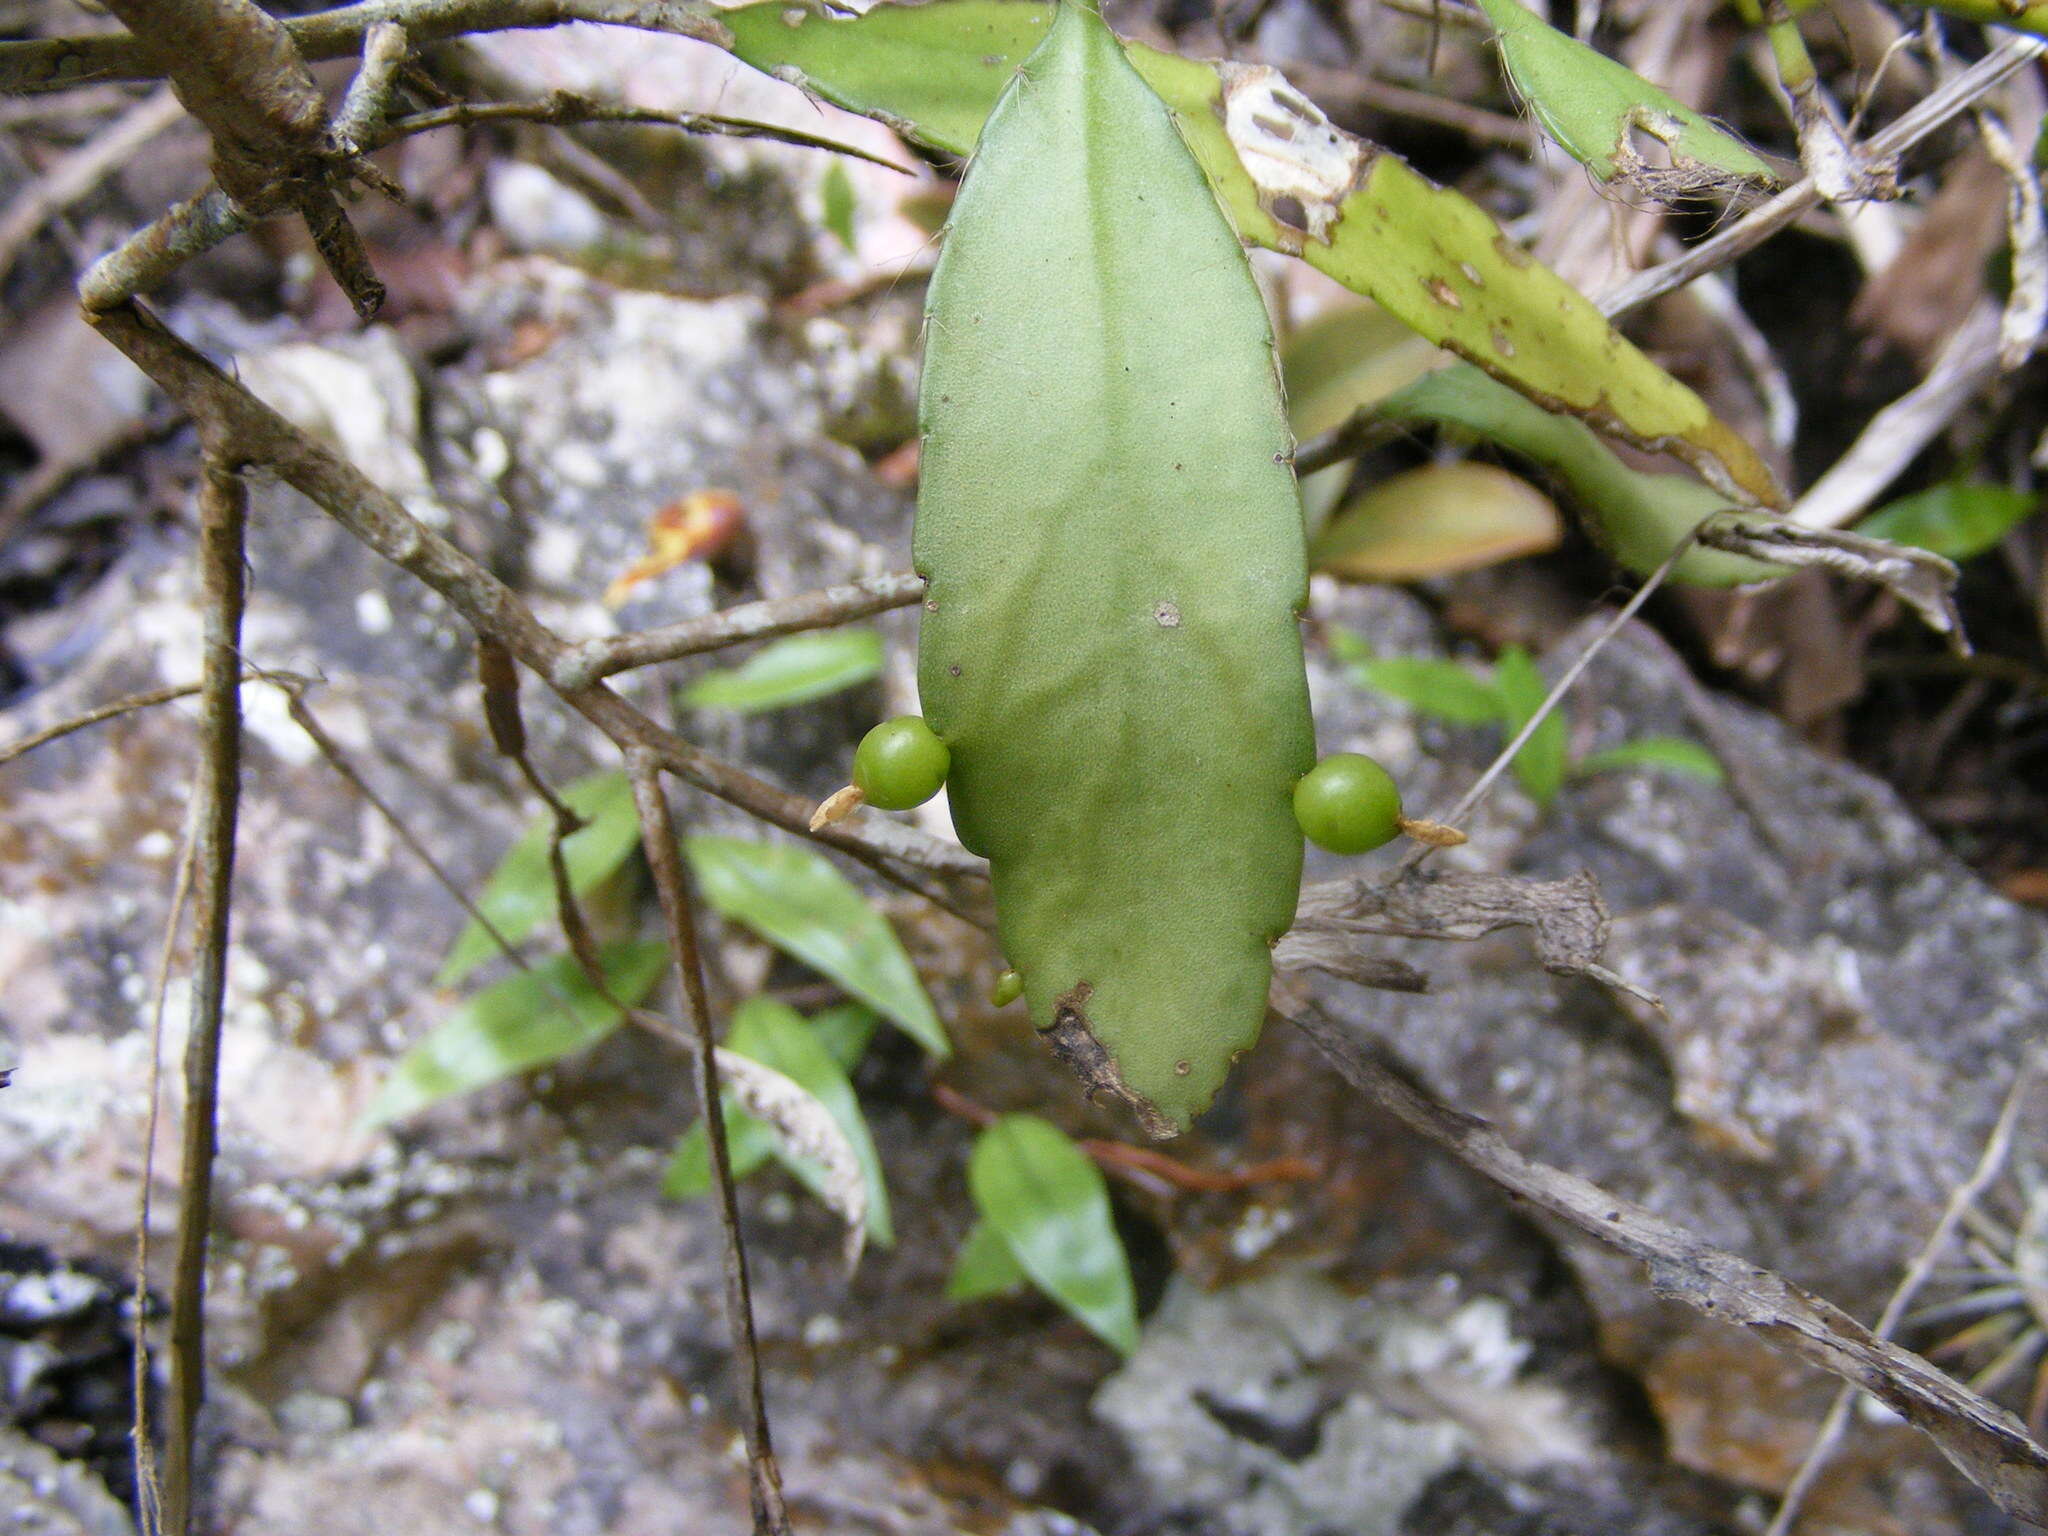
left=1037, top=981, right=1179, bottom=1141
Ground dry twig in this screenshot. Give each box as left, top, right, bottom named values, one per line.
left=1764, top=1050, right=2047, bottom=1536
left=158, top=454, right=247, bottom=1536
left=628, top=751, right=790, bottom=1536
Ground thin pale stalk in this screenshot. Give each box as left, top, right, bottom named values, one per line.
left=132, top=820, right=200, bottom=1536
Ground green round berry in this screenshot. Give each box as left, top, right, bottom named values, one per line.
left=1293, top=753, right=1403, bottom=855
left=853, top=715, right=950, bottom=810
left=989, top=968, right=1024, bottom=1008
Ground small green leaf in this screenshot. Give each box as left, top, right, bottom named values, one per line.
left=1473, top=0, right=1776, bottom=189
left=1347, top=653, right=1502, bottom=726
left=682, top=631, right=884, bottom=714
left=685, top=835, right=948, bottom=1057
left=946, top=1218, right=1028, bottom=1301
left=1574, top=736, right=1726, bottom=785
left=367, top=941, right=668, bottom=1126
left=968, top=1114, right=1139, bottom=1355
left=1853, top=482, right=2038, bottom=561
left=663, top=997, right=893, bottom=1246
left=437, top=770, right=643, bottom=988
left=1494, top=646, right=1569, bottom=808
left=821, top=160, right=858, bottom=252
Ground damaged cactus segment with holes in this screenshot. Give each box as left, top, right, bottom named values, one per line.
left=915, top=0, right=1315, bottom=1137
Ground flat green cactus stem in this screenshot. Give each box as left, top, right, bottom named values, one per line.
left=914, top=0, right=1314, bottom=1136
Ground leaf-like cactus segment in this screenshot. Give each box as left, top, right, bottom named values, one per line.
left=915, top=0, right=1313, bottom=1135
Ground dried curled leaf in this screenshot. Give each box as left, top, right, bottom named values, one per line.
left=1294, top=868, right=1658, bottom=1005
left=1472, top=0, right=1777, bottom=199
left=715, top=1045, right=869, bottom=1267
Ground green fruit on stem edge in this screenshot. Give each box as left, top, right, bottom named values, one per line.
left=1294, top=753, right=1403, bottom=854
left=990, top=968, right=1024, bottom=1008
left=854, top=716, right=951, bottom=810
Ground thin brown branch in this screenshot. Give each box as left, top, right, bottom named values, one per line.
left=929, top=1082, right=1321, bottom=1196
left=275, top=678, right=530, bottom=973
left=158, top=453, right=247, bottom=1536
left=378, top=92, right=914, bottom=173
left=0, top=0, right=727, bottom=95
left=1286, top=1002, right=2048, bottom=1526
left=627, top=750, right=790, bottom=1536
left=555, top=572, right=930, bottom=687
left=81, top=300, right=986, bottom=910
left=95, top=0, right=386, bottom=315
left=0, top=679, right=204, bottom=767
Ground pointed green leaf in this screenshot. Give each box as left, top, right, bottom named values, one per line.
left=682, top=630, right=884, bottom=713
left=1346, top=652, right=1503, bottom=726
left=722, top=0, right=1784, bottom=510
left=436, top=770, right=643, bottom=988
left=367, top=941, right=668, bottom=1126
left=1853, top=482, right=2038, bottom=561
left=663, top=997, right=892, bottom=1246
left=915, top=0, right=1312, bottom=1135
left=1473, top=0, right=1776, bottom=189
left=1574, top=735, right=1725, bottom=785
left=684, top=835, right=947, bottom=1057
left=968, top=1115, right=1138, bottom=1354
left=1494, top=646, right=1569, bottom=808
left=946, top=1217, right=1029, bottom=1301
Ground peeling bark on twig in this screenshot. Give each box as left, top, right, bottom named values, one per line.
left=79, top=301, right=985, bottom=908
left=98, top=0, right=388, bottom=315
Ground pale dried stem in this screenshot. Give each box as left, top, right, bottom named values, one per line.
left=1287, top=1002, right=2048, bottom=1524
left=627, top=751, right=790, bottom=1536
left=1764, top=1049, right=2046, bottom=1536
left=1395, top=525, right=1697, bottom=875
left=132, top=820, right=199, bottom=1536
